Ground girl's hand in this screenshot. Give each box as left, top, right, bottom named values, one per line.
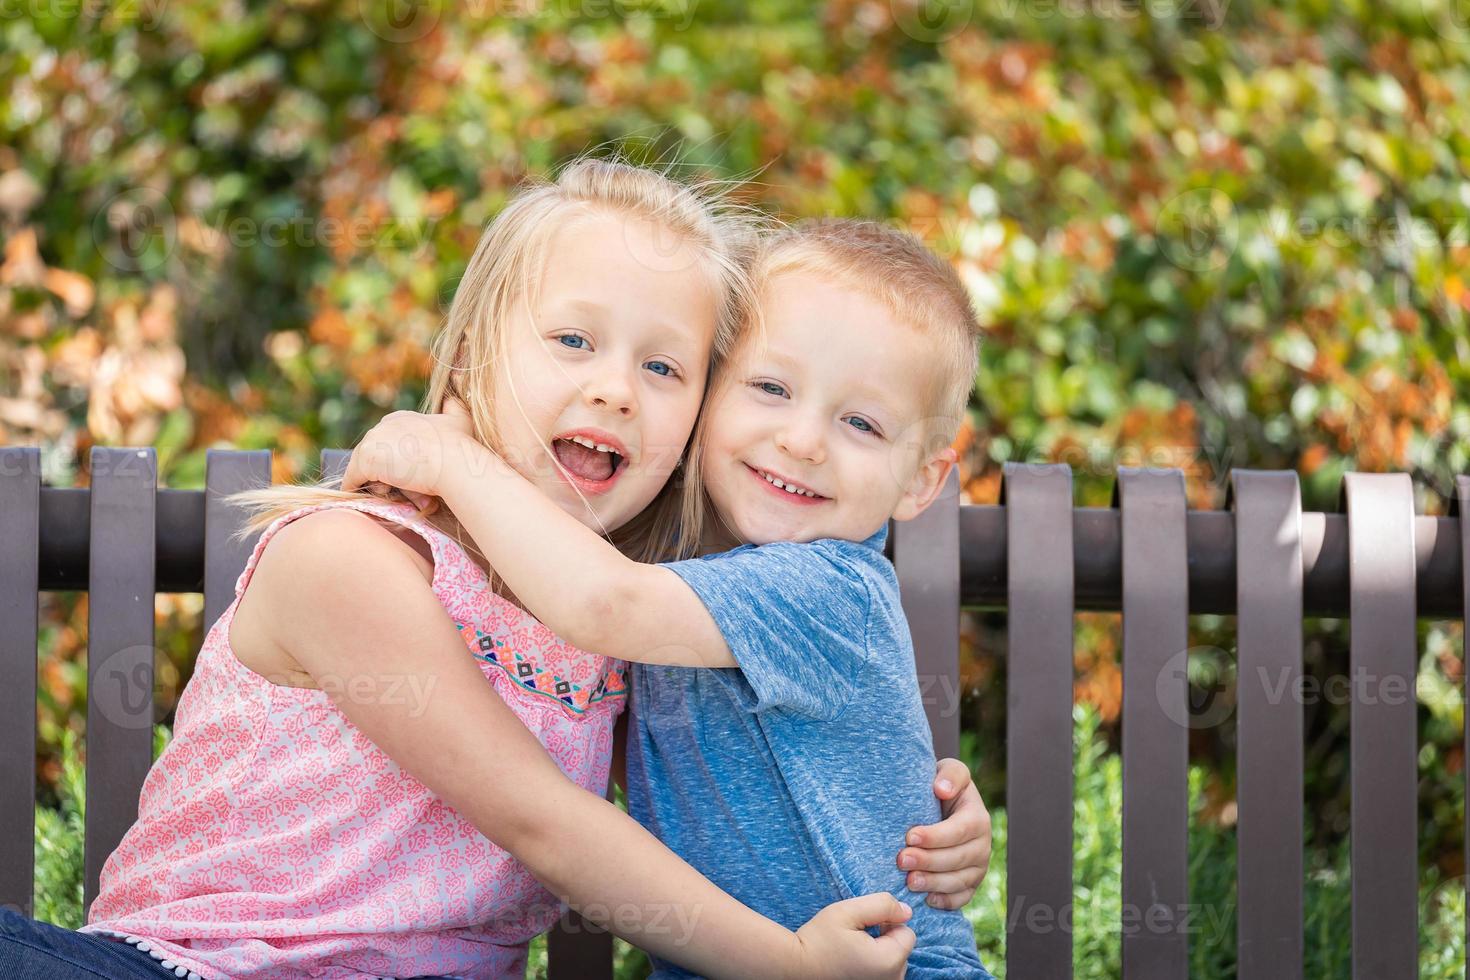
left=790, top=893, right=914, bottom=980
left=341, top=399, right=477, bottom=515
left=897, top=758, right=991, bottom=910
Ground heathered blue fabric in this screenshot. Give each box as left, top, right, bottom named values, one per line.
left=625, top=525, right=993, bottom=979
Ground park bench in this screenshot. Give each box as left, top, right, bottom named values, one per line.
left=1, top=443, right=1464, bottom=979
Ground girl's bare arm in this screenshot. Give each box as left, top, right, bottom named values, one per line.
left=244, top=509, right=912, bottom=980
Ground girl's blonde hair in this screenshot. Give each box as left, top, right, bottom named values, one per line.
left=227, top=155, right=762, bottom=587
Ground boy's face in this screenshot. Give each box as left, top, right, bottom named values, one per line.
left=699, top=270, right=956, bottom=548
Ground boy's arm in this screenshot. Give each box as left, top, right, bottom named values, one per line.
left=251, top=510, right=912, bottom=979
left=431, top=433, right=737, bottom=669
left=339, top=404, right=734, bottom=668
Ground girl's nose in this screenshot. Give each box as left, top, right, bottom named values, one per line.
left=584, top=371, right=637, bottom=418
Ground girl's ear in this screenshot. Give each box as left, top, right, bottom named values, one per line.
left=892, top=447, right=957, bottom=523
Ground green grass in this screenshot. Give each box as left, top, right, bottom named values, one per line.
left=34, top=711, right=1465, bottom=978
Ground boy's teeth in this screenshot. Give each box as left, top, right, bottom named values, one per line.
left=760, top=469, right=817, bottom=498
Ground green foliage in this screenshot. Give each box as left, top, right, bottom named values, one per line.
left=33, top=728, right=84, bottom=929
left=33, top=725, right=172, bottom=930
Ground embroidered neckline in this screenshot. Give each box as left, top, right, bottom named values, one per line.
left=455, top=621, right=626, bottom=715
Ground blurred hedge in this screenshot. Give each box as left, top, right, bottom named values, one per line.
left=3, top=0, right=1468, bottom=908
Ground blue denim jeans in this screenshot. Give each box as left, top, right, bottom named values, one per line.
left=0, top=909, right=462, bottom=979
left=0, top=909, right=188, bottom=979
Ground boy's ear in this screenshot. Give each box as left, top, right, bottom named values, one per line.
left=892, top=446, right=957, bottom=523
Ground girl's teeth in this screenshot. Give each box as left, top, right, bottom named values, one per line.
left=568, top=435, right=618, bottom=454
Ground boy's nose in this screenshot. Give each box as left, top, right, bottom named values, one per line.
left=775, top=421, right=825, bottom=465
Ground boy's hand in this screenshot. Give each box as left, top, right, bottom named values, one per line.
left=341, top=399, right=477, bottom=515
left=897, top=758, right=991, bottom=910
left=790, top=893, right=914, bottom=980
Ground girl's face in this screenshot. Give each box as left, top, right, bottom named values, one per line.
left=491, top=210, right=718, bottom=535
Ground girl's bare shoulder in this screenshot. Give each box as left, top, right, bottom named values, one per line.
left=230, top=508, right=437, bottom=687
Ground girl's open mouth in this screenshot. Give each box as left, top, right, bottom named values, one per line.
left=552, top=436, right=627, bottom=495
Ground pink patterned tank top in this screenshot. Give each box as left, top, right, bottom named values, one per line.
left=80, top=497, right=627, bottom=979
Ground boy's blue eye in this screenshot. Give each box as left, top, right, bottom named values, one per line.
left=557, top=334, right=589, bottom=350
left=645, top=360, right=679, bottom=378
left=754, top=381, right=788, bottom=398
left=846, top=417, right=875, bottom=433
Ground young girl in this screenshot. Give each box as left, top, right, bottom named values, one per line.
left=0, top=158, right=982, bottom=980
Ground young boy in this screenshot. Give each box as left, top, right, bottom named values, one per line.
left=345, top=219, right=993, bottom=977
left=619, top=221, right=989, bottom=978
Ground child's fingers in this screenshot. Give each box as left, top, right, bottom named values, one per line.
left=907, top=791, right=985, bottom=850
left=933, top=757, right=971, bottom=800
left=833, top=893, right=913, bottom=930
left=874, top=924, right=917, bottom=967
left=340, top=453, right=365, bottom=492
left=922, top=891, right=971, bottom=911
left=899, top=838, right=986, bottom=876
left=904, top=864, right=982, bottom=896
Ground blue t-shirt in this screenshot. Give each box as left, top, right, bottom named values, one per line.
left=625, top=526, right=992, bottom=979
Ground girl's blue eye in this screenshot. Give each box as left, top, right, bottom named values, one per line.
left=645, top=360, right=678, bottom=378
left=846, top=416, right=878, bottom=435
left=755, top=381, right=788, bottom=398
left=557, top=334, right=589, bottom=350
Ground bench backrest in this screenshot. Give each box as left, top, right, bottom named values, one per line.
left=2, top=445, right=1464, bottom=979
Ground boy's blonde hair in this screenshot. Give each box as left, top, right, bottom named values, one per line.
left=742, top=218, right=980, bottom=447
left=228, top=155, right=761, bottom=581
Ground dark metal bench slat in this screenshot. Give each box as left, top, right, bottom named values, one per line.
left=203, top=450, right=273, bottom=630
left=893, top=469, right=963, bottom=761
left=83, top=447, right=158, bottom=916
left=1115, top=467, right=1190, bottom=978
left=1455, top=475, right=1470, bottom=980
left=1229, top=469, right=1304, bottom=978
left=1003, top=462, right=1076, bottom=978
left=1341, top=473, right=1417, bottom=977
left=0, top=447, right=41, bottom=915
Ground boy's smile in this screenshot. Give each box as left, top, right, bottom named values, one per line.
left=698, top=271, right=956, bottom=549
